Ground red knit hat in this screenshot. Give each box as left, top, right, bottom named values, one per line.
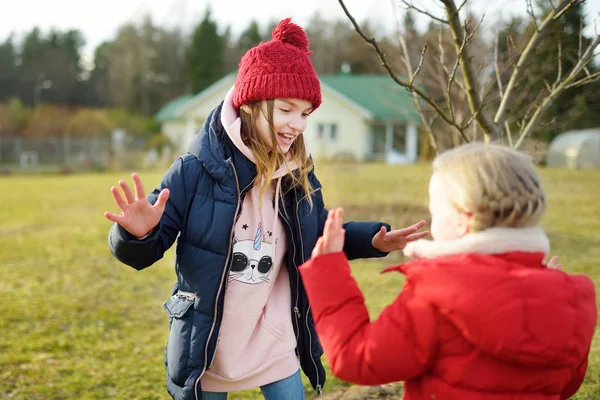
left=232, top=18, right=322, bottom=111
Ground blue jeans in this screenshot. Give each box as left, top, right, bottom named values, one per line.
left=201, top=369, right=305, bottom=400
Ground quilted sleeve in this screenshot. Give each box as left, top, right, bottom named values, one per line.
left=300, top=252, right=438, bottom=385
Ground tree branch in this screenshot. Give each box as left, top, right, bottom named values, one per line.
left=456, top=0, right=468, bottom=15
left=441, top=0, right=499, bottom=141
left=447, top=24, right=468, bottom=105
left=553, top=40, right=563, bottom=89
left=552, top=0, right=581, bottom=21
left=565, top=71, right=600, bottom=89
left=526, top=0, right=539, bottom=31
left=494, top=0, right=577, bottom=131
left=515, top=33, right=600, bottom=148
left=337, top=0, right=462, bottom=132
left=436, top=29, right=463, bottom=128
left=506, top=35, right=519, bottom=70
left=438, top=29, right=466, bottom=94
left=410, top=45, right=427, bottom=87
left=400, top=0, right=449, bottom=25
left=494, top=35, right=513, bottom=146
left=399, top=38, right=443, bottom=150
left=390, top=0, right=442, bottom=151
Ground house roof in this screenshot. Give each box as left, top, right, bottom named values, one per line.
left=156, top=95, right=194, bottom=123
left=320, top=74, right=420, bottom=122
left=177, top=73, right=237, bottom=117
left=157, top=73, right=420, bottom=123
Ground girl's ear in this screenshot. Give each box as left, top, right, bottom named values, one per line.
left=456, top=211, right=471, bottom=238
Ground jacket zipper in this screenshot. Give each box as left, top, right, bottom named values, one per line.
left=278, top=204, right=301, bottom=346
left=295, top=191, right=323, bottom=397
left=195, top=159, right=241, bottom=400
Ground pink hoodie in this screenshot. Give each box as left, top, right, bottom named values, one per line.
left=200, top=87, right=301, bottom=392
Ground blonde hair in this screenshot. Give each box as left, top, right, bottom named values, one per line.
left=239, top=100, right=314, bottom=207
left=432, top=142, right=546, bottom=232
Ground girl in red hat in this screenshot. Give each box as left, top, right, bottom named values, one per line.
left=104, top=18, right=427, bottom=400
left=300, top=143, right=597, bottom=400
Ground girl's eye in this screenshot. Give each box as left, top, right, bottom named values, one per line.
left=279, top=108, right=291, bottom=113
left=302, top=113, right=310, bottom=118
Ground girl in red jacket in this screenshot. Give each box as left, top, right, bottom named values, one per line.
left=299, top=143, right=597, bottom=400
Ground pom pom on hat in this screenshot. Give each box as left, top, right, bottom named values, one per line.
left=232, top=18, right=321, bottom=110
left=271, top=18, right=309, bottom=52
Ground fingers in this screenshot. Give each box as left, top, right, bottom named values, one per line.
left=390, top=220, right=427, bottom=237
left=104, top=211, right=122, bottom=224
left=312, top=237, right=324, bottom=258
left=132, top=173, right=146, bottom=200
left=324, top=210, right=334, bottom=236
left=411, top=220, right=427, bottom=230
left=547, top=256, right=562, bottom=270
left=374, top=226, right=387, bottom=239
left=111, top=186, right=128, bottom=212
left=119, top=179, right=135, bottom=204
left=154, top=188, right=170, bottom=210
left=324, top=208, right=343, bottom=236
left=332, top=208, right=343, bottom=233
left=405, top=231, right=430, bottom=241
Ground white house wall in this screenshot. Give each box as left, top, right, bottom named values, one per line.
left=173, top=82, right=371, bottom=162
left=179, top=80, right=234, bottom=155
left=161, top=121, right=187, bottom=157
left=307, top=86, right=370, bottom=161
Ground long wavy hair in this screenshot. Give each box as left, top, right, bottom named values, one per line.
left=239, top=100, right=315, bottom=208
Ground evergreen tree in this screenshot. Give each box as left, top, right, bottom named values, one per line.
left=0, top=36, right=18, bottom=101
left=186, top=7, right=226, bottom=93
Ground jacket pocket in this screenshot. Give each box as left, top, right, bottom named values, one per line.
left=164, top=293, right=196, bottom=387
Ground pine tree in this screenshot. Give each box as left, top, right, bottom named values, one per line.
left=186, top=7, right=226, bottom=93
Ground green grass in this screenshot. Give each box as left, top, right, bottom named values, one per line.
left=1, top=163, right=598, bottom=399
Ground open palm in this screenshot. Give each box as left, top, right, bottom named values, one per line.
left=104, top=173, right=170, bottom=239
left=312, top=208, right=346, bottom=258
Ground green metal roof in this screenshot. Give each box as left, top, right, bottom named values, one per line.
left=156, top=95, right=193, bottom=123
left=320, top=74, right=420, bottom=122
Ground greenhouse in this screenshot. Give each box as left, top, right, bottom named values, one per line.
left=546, top=128, right=600, bottom=169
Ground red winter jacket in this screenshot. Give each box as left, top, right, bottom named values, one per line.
left=300, top=251, right=597, bottom=400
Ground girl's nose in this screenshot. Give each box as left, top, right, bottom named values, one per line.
left=289, top=115, right=305, bottom=132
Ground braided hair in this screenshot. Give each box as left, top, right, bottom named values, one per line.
left=433, top=143, right=546, bottom=232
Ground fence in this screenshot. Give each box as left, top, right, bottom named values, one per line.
left=0, top=131, right=153, bottom=173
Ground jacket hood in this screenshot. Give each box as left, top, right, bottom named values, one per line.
left=389, top=253, right=597, bottom=368
left=220, top=85, right=305, bottom=180
left=187, top=103, right=232, bottom=182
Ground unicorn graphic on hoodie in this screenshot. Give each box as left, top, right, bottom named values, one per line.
left=229, top=222, right=275, bottom=285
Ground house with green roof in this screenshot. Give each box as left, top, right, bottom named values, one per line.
left=156, top=73, right=421, bottom=163
left=155, top=94, right=194, bottom=151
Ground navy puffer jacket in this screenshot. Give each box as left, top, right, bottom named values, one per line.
left=108, top=102, right=390, bottom=400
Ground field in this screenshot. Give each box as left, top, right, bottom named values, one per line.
left=1, top=162, right=598, bottom=399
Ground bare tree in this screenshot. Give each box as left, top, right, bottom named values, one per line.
left=337, top=0, right=600, bottom=151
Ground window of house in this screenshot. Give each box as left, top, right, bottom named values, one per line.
left=370, top=122, right=407, bottom=160
left=371, top=123, right=387, bottom=161
left=392, top=124, right=407, bottom=154
left=329, top=124, right=338, bottom=141
left=317, top=123, right=338, bottom=143
left=317, top=123, right=325, bottom=140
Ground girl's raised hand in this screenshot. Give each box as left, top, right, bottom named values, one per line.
left=546, top=256, right=562, bottom=270
left=371, top=221, right=429, bottom=253
left=104, top=173, right=170, bottom=239
left=312, top=208, right=346, bottom=259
